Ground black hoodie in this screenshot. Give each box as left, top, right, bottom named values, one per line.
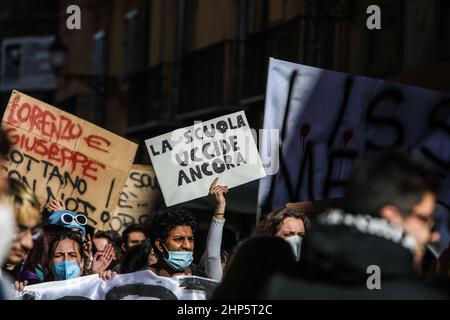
left=264, top=209, right=449, bottom=300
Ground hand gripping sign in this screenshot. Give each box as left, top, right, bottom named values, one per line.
left=145, top=111, right=266, bottom=207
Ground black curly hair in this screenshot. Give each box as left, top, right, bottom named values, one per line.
left=149, top=207, right=197, bottom=243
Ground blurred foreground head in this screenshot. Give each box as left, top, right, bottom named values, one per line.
left=211, top=235, right=295, bottom=299
left=262, top=149, right=447, bottom=299
left=343, top=148, right=441, bottom=254
left=0, top=129, right=10, bottom=196
left=4, top=177, right=41, bottom=266
left=0, top=200, right=15, bottom=266
left=0, top=128, right=14, bottom=267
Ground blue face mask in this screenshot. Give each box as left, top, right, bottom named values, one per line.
left=162, top=243, right=193, bottom=271
left=52, top=261, right=81, bottom=280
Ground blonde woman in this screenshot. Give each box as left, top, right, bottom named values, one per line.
left=1, top=177, right=41, bottom=291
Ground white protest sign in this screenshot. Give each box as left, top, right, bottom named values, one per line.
left=17, top=270, right=218, bottom=300
left=145, top=111, right=266, bottom=206
left=259, top=57, right=450, bottom=226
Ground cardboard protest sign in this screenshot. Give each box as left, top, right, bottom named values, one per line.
left=109, top=165, right=162, bottom=234
left=17, top=270, right=218, bottom=300
left=2, top=90, right=137, bottom=230
left=259, top=57, right=450, bottom=222
left=146, top=111, right=266, bottom=207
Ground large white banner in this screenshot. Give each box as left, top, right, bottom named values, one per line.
left=146, top=111, right=266, bottom=206
left=17, top=270, right=218, bottom=300
left=259, top=58, right=450, bottom=244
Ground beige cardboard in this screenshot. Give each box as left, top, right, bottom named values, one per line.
left=109, top=165, right=162, bottom=234
left=1, top=90, right=138, bottom=230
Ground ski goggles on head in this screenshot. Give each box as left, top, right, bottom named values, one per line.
left=49, top=210, right=87, bottom=239
left=60, top=212, right=87, bottom=226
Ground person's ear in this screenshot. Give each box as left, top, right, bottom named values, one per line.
left=380, top=205, right=403, bottom=226
left=121, top=243, right=127, bottom=252
left=155, top=239, right=164, bottom=254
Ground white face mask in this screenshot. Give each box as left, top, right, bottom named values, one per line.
left=0, top=203, right=16, bottom=264
left=285, top=235, right=303, bottom=261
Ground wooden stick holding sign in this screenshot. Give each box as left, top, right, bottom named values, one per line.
left=145, top=111, right=266, bottom=206
left=1, top=90, right=137, bottom=230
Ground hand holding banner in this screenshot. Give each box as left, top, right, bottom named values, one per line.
left=17, top=270, right=217, bottom=300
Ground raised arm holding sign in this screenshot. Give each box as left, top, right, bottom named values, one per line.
left=145, top=111, right=266, bottom=207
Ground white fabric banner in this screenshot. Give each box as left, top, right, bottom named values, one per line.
left=16, top=270, right=218, bottom=300
left=146, top=111, right=266, bottom=206
left=259, top=58, right=450, bottom=242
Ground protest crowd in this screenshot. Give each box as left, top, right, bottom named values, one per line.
left=0, top=77, right=448, bottom=301
left=2, top=0, right=450, bottom=305
left=0, top=115, right=449, bottom=300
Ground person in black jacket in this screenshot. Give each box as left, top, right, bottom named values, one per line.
left=264, top=149, right=449, bottom=299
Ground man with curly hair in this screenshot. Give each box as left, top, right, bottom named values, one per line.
left=148, top=207, right=204, bottom=278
